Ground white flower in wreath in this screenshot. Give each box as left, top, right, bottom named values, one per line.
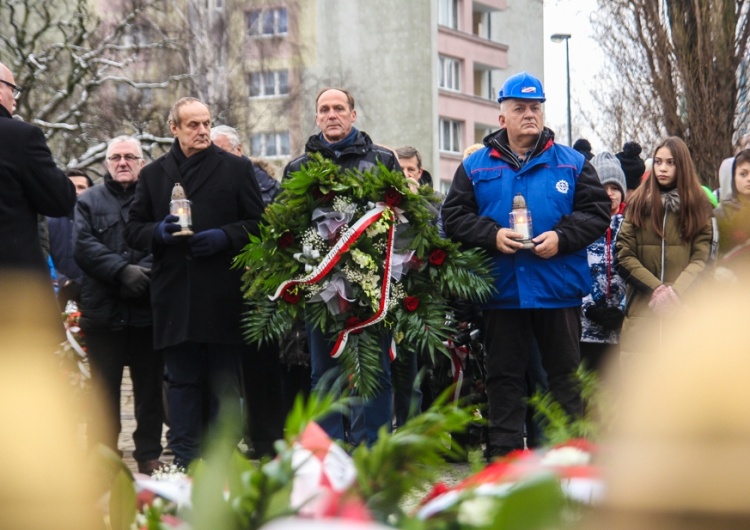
left=366, top=216, right=391, bottom=237
left=360, top=272, right=381, bottom=306
left=555, top=179, right=570, bottom=194
left=332, top=196, right=357, bottom=214
left=351, top=248, right=377, bottom=271
left=301, top=227, right=327, bottom=251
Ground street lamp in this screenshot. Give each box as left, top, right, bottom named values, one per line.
left=550, top=33, right=572, bottom=146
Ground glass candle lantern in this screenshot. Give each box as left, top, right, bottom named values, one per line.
left=170, top=183, right=194, bottom=236
left=509, top=193, right=535, bottom=249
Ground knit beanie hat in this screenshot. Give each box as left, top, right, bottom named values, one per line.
left=573, top=138, right=594, bottom=161
left=591, top=151, right=627, bottom=199
left=616, top=141, right=646, bottom=190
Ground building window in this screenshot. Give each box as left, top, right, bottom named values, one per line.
left=439, top=119, right=462, bottom=153
left=438, top=0, right=458, bottom=29
left=438, top=55, right=460, bottom=91
left=248, top=70, right=289, bottom=98
left=247, top=7, right=288, bottom=37
left=251, top=131, right=290, bottom=158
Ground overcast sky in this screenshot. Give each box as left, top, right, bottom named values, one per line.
left=543, top=0, right=604, bottom=150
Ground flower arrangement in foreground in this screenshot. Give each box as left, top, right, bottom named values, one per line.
left=235, top=155, right=495, bottom=397
left=108, top=395, right=601, bottom=530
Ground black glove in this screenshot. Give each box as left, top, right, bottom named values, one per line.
left=586, top=306, right=623, bottom=331
left=584, top=306, right=608, bottom=326
left=190, top=228, right=230, bottom=257
left=598, top=307, right=625, bottom=331
left=118, top=264, right=150, bottom=298
left=452, top=299, right=479, bottom=324
left=154, top=214, right=181, bottom=245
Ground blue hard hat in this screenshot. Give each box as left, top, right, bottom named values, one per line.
left=497, top=71, right=546, bottom=103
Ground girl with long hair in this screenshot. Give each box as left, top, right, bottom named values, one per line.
left=615, top=136, right=713, bottom=358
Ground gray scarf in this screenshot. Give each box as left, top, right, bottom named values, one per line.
left=661, top=188, right=681, bottom=213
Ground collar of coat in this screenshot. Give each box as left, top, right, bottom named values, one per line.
left=485, top=127, right=555, bottom=170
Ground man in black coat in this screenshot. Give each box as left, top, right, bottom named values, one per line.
left=0, top=61, right=76, bottom=328
left=75, top=136, right=164, bottom=475
left=125, top=97, right=264, bottom=467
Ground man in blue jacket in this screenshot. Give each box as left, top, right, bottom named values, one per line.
left=441, top=72, right=610, bottom=459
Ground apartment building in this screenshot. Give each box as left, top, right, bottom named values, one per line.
left=94, top=0, right=543, bottom=186
left=232, top=0, right=543, bottom=188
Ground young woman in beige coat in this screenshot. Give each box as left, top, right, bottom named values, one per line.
left=615, top=137, right=713, bottom=358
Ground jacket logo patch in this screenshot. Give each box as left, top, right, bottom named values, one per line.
left=556, top=180, right=569, bottom=194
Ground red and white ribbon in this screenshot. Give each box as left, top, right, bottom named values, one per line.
left=270, top=205, right=388, bottom=301
left=270, top=203, right=400, bottom=360
left=330, top=219, right=397, bottom=359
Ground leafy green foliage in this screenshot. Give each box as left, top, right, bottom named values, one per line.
left=528, top=366, right=605, bottom=445
left=109, top=468, right=137, bottom=530
left=235, top=155, right=495, bottom=398
left=189, top=401, right=298, bottom=530
left=350, top=392, right=478, bottom=524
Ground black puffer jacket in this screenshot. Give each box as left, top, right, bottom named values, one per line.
left=74, top=175, right=152, bottom=330
left=284, top=130, right=400, bottom=177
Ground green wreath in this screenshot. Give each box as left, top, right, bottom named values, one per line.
left=235, top=154, right=494, bottom=397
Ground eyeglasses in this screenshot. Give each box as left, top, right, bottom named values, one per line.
left=107, top=154, right=142, bottom=162
left=0, top=79, right=23, bottom=99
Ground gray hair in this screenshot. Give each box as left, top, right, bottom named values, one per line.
left=167, top=96, right=205, bottom=127
left=210, top=125, right=241, bottom=150
left=395, top=145, right=422, bottom=169
left=106, top=135, right=143, bottom=158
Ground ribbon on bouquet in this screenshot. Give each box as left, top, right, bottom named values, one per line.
left=269, top=203, right=399, bottom=360
left=329, top=220, right=397, bottom=360
left=270, top=204, right=389, bottom=300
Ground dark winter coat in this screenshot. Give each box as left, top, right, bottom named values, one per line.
left=125, top=142, right=264, bottom=350
left=48, top=213, right=84, bottom=286
left=254, top=165, right=280, bottom=206
left=0, top=106, right=76, bottom=277
left=442, top=127, right=610, bottom=309
left=284, top=130, right=400, bottom=177
left=74, top=175, right=153, bottom=330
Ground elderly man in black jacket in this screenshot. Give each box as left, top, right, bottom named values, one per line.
left=75, top=135, right=164, bottom=475
left=0, top=61, right=76, bottom=324
left=126, top=97, right=264, bottom=467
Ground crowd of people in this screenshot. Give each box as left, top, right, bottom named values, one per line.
left=3, top=57, right=750, bottom=472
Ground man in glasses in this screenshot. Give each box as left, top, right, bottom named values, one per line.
left=74, top=135, right=165, bottom=475
left=0, top=61, right=76, bottom=334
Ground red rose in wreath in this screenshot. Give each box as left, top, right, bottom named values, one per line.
left=312, top=186, right=335, bottom=203
left=345, top=316, right=364, bottom=334
left=403, top=295, right=420, bottom=312
left=429, top=248, right=447, bottom=266
left=281, top=286, right=301, bottom=304
left=384, top=187, right=403, bottom=207
left=277, top=231, right=294, bottom=249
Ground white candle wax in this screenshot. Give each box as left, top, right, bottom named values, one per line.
left=515, top=221, right=530, bottom=239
